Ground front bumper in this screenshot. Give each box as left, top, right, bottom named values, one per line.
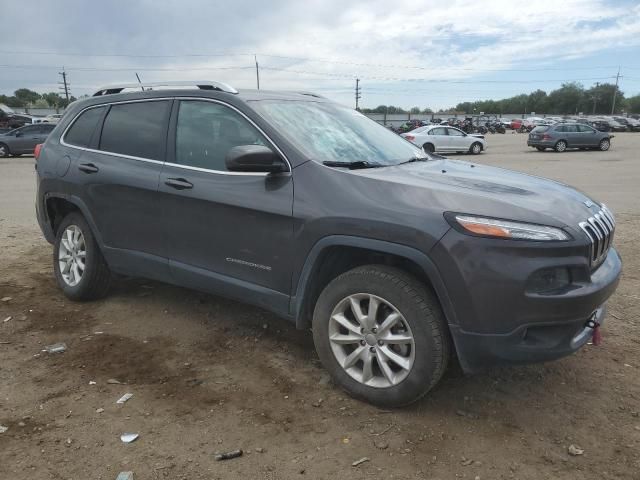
left=430, top=229, right=622, bottom=373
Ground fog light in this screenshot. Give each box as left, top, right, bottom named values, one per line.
left=527, top=267, right=571, bottom=294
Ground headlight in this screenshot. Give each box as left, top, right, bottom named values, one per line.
left=451, top=214, right=570, bottom=241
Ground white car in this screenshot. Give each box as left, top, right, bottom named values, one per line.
left=401, top=125, right=486, bottom=154
left=43, top=113, right=63, bottom=124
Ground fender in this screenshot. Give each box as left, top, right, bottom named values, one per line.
left=291, top=235, right=458, bottom=329
left=42, top=192, right=106, bottom=248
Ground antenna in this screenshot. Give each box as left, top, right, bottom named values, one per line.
left=135, top=73, right=145, bottom=91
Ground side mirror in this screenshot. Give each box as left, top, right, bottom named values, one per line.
left=15, top=131, right=23, bottom=137
left=225, top=145, right=287, bottom=173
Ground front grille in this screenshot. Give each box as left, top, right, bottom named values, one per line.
left=578, top=204, right=615, bottom=268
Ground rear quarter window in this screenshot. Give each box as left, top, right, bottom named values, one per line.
left=64, top=106, right=106, bottom=148
left=531, top=126, right=550, bottom=133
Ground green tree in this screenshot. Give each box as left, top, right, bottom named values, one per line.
left=626, top=94, right=640, bottom=113
left=409, top=106, right=421, bottom=114
left=583, top=83, right=624, bottom=114
left=13, top=88, right=41, bottom=106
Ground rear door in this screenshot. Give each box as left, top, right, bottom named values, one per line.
left=159, top=99, right=294, bottom=312
left=68, top=99, right=172, bottom=280
left=12, top=125, right=41, bottom=153
left=428, top=127, right=449, bottom=151
left=563, top=124, right=580, bottom=146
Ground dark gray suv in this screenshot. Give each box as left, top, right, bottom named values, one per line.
left=35, top=81, right=621, bottom=406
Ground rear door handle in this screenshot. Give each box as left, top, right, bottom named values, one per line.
left=78, top=163, right=99, bottom=173
left=164, top=177, right=193, bottom=190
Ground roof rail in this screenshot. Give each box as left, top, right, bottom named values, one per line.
left=92, top=80, right=238, bottom=96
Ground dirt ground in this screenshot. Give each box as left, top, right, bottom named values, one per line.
left=1, top=132, right=639, bottom=479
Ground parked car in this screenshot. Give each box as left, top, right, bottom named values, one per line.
left=0, top=123, right=56, bottom=157
left=44, top=113, right=64, bottom=124
left=35, top=81, right=621, bottom=407
left=599, top=118, right=626, bottom=132
left=401, top=125, right=486, bottom=154
left=527, top=123, right=613, bottom=152
left=612, top=116, right=640, bottom=132
left=588, top=120, right=611, bottom=132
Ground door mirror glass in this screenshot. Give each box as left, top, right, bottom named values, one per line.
left=225, top=145, right=286, bottom=173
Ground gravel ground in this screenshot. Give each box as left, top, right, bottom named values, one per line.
left=0, top=132, right=639, bottom=479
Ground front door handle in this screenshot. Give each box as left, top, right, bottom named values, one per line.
left=164, top=177, right=193, bottom=190
left=78, top=163, right=99, bottom=173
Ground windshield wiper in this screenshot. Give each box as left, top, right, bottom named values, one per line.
left=397, top=156, right=428, bottom=166
left=323, top=160, right=383, bottom=170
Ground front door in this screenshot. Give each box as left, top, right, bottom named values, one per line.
left=159, top=99, right=294, bottom=313
left=12, top=125, right=42, bottom=153
left=446, top=127, right=468, bottom=151
left=428, top=127, right=450, bottom=152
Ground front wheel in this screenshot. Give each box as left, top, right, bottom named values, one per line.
left=53, top=212, right=112, bottom=300
left=469, top=142, right=482, bottom=155
left=312, top=265, right=450, bottom=407
left=599, top=138, right=610, bottom=151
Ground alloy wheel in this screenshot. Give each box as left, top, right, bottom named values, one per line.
left=58, top=225, right=86, bottom=287
left=328, top=293, right=415, bottom=388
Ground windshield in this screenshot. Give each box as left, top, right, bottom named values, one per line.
left=250, top=100, right=426, bottom=166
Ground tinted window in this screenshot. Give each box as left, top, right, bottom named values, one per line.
left=531, top=126, right=550, bottom=133
left=100, top=101, right=170, bottom=160
left=578, top=124, right=595, bottom=133
left=175, top=101, right=268, bottom=171
left=20, top=125, right=39, bottom=134
left=564, top=125, right=578, bottom=133
left=38, top=124, right=55, bottom=134
left=65, top=107, right=106, bottom=147
left=555, top=125, right=566, bottom=132
left=447, top=127, right=464, bottom=136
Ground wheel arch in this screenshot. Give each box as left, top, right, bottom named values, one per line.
left=291, top=236, right=457, bottom=331
left=44, top=193, right=105, bottom=247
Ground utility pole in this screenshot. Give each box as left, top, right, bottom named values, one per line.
left=58, top=67, right=70, bottom=102
left=611, top=67, right=622, bottom=114
left=355, top=78, right=361, bottom=110
left=592, top=82, right=600, bottom=114
left=255, top=54, right=260, bottom=90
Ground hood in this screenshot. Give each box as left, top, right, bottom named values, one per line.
left=353, top=158, right=600, bottom=228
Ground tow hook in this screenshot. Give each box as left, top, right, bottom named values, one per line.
left=586, top=317, right=602, bottom=346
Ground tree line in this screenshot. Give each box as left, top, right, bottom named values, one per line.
left=361, top=82, right=640, bottom=115
left=0, top=88, right=80, bottom=109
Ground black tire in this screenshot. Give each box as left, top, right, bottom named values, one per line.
left=536, top=147, right=545, bottom=151
left=312, top=265, right=450, bottom=407
left=422, top=143, right=435, bottom=153
left=599, top=138, right=610, bottom=151
left=53, top=212, right=111, bottom=301
left=554, top=140, right=567, bottom=152
left=469, top=142, right=482, bottom=155
left=0, top=143, right=10, bottom=158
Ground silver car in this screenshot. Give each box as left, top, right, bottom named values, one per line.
left=0, top=124, right=56, bottom=157
left=401, top=125, right=486, bottom=154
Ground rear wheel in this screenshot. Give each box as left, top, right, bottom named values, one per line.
left=422, top=143, right=435, bottom=153
left=599, top=138, right=610, bottom=151
left=53, top=213, right=112, bottom=300
left=312, top=265, right=450, bottom=407
left=554, top=140, right=567, bottom=152
left=469, top=142, right=482, bottom=155
left=0, top=143, right=9, bottom=158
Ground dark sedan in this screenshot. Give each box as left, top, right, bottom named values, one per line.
left=0, top=123, right=55, bottom=157
left=527, top=123, right=612, bottom=152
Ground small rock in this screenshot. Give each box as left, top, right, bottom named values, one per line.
left=1, top=297, right=12, bottom=302
left=374, top=440, right=389, bottom=450
left=107, top=378, right=122, bottom=384
left=0, top=425, right=7, bottom=434
left=352, top=457, right=370, bottom=467
left=568, top=444, right=584, bottom=456
left=255, top=447, right=264, bottom=453
left=89, top=381, right=97, bottom=385
left=461, top=458, right=474, bottom=466
left=96, top=408, right=105, bottom=414
left=312, top=399, right=323, bottom=407
left=120, top=433, right=139, bottom=443
left=214, top=449, right=243, bottom=461
left=115, top=472, right=134, bottom=480
left=18, top=421, right=25, bottom=427
left=3, top=316, right=11, bottom=323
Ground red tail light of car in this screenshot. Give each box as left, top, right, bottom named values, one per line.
left=405, top=135, right=415, bottom=141
left=542, top=134, right=552, bottom=140
left=34, top=143, right=44, bottom=160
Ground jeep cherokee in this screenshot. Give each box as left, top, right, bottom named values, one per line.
left=35, top=81, right=621, bottom=407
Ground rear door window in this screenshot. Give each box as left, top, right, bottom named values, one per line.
left=64, top=106, right=106, bottom=147
left=99, top=100, right=171, bottom=160
left=578, top=124, right=595, bottom=133
left=531, top=126, right=550, bottom=133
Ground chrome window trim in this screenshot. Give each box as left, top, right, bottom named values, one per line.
left=59, top=96, right=292, bottom=177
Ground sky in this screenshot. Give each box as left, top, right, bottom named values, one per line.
left=1, top=0, right=640, bottom=110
